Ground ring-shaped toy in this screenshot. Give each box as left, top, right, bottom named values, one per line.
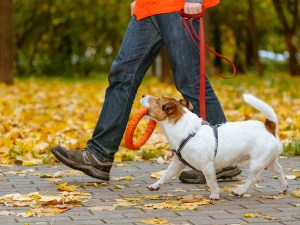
left=125, top=107, right=156, bottom=150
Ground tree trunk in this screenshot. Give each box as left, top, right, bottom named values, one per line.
left=248, top=0, right=263, bottom=76
left=272, top=0, right=300, bottom=75
left=0, top=0, right=15, bottom=84
left=286, top=32, right=299, bottom=75
left=212, top=22, right=223, bottom=70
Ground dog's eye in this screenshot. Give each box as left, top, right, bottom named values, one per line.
left=156, top=98, right=160, bottom=104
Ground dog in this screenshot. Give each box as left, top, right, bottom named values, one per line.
left=140, top=94, right=288, bottom=200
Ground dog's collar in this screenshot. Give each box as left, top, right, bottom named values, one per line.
left=172, top=121, right=219, bottom=171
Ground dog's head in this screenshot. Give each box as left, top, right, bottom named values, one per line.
left=140, top=95, right=193, bottom=123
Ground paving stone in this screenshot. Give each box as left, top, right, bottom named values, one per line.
left=0, top=158, right=298, bottom=224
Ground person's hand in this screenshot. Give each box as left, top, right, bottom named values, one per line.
left=184, top=2, right=202, bottom=14
left=131, top=1, right=136, bottom=16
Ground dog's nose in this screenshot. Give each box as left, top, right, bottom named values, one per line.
left=142, top=95, right=146, bottom=98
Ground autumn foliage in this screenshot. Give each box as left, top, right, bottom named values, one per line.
left=0, top=74, right=299, bottom=165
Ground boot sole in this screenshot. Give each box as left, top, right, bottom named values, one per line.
left=52, top=149, right=110, bottom=181
left=179, top=167, right=242, bottom=184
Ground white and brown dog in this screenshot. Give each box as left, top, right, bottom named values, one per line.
left=140, top=94, right=288, bottom=200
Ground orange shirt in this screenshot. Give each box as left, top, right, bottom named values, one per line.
left=134, top=0, right=220, bottom=20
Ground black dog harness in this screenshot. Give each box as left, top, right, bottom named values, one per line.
left=171, top=122, right=219, bottom=172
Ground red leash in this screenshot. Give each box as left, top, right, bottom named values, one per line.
left=179, top=8, right=236, bottom=120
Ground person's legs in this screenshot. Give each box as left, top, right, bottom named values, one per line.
left=154, top=12, right=241, bottom=183
left=52, top=16, right=164, bottom=180
left=87, top=17, right=163, bottom=161
left=155, top=12, right=225, bottom=125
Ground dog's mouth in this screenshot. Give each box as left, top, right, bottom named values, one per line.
left=140, top=95, right=150, bottom=109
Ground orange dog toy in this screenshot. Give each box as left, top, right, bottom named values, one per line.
left=125, top=107, right=156, bottom=150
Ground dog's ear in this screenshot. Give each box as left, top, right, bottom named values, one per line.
left=180, top=99, right=193, bottom=111
left=162, top=102, right=177, bottom=115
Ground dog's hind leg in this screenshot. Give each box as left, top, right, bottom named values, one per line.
left=267, top=157, right=288, bottom=194
left=148, top=157, right=185, bottom=191
left=202, top=163, right=220, bottom=200
left=233, top=159, right=266, bottom=197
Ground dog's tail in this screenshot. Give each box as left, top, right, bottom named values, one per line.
left=243, top=94, right=278, bottom=136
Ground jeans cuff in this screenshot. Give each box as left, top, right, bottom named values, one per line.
left=86, top=143, right=114, bottom=162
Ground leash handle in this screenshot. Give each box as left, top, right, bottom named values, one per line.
left=179, top=7, right=206, bottom=19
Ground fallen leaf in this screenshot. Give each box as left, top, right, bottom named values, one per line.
left=244, top=213, right=260, bottom=218
left=244, top=213, right=278, bottom=220
left=0, top=191, right=90, bottom=217
left=291, top=189, right=300, bottom=198
left=139, top=219, right=169, bottom=224
left=285, top=175, right=297, bottom=180
left=22, top=159, right=43, bottom=166
left=260, top=195, right=284, bottom=199
left=56, top=183, right=78, bottom=192
left=40, top=171, right=62, bottom=178
left=83, top=182, right=108, bottom=187
left=113, top=176, right=134, bottom=181
left=115, top=163, right=126, bottom=167
left=114, top=184, right=125, bottom=189
left=141, top=195, right=162, bottom=200
left=150, top=170, right=166, bottom=179
left=60, top=170, right=84, bottom=176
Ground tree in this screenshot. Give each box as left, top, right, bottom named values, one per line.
left=272, top=0, right=300, bottom=75
left=0, top=0, right=15, bottom=84
left=247, top=0, right=263, bottom=76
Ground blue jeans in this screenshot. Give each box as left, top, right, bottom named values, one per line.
left=87, top=13, right=226, bottom=161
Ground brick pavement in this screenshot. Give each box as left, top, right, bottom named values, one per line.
left=0, top=157, right=299, bottom=225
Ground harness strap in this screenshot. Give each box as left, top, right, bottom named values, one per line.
left=172, top=122, right=219, bottom=171
left=172, top=133, right=199, bottom=171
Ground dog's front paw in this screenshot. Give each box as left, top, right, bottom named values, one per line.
left=148, top=184, right=160, bottom=191
left=232, top=189, right=245, bottom=197
left=209, top=193, right=220, bottom=200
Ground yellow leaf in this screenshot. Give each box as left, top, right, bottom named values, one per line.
left=260, top=195, right=283, bottom=199
left=291, top=189, right=300, bottom=198
left=244, top=213, right=259, bottom=218
left=114, top=184, right=124, bottom=189
left=139, top=219, right=169, bottom=224
left=141, top=195, right=161, bottom=200
left=244, top=213, right=278, bottom=220
left=150, top=170, right=166, bottom=179
left=83, top=182, right=108, bottom=187
left=294, top=173, right=300, bottom=178
left=22, top=161, right=37, bottom=166
left=113, top=176, right=134, bottom=181
left=30, top=206, right=69, bottom=216
left=285, top=175, right=297, bottom=180
left=56, top=182, right=78, bottom=192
